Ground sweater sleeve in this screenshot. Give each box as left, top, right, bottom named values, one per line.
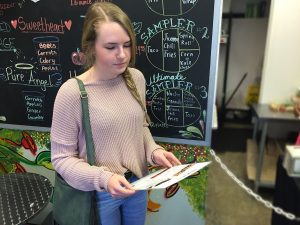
left=50, top=79, right=114, bottom=191
left=130, top=68, right=164, bottom=165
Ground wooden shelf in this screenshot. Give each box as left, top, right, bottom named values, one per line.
left=246, top=139, right=282, bottom=186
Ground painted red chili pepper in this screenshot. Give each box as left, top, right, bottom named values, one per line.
left=0, top=131, right=37, bottom=155
left=21, top=131, right=37, bottom=155
left=15, top=162, right=26, bottom=173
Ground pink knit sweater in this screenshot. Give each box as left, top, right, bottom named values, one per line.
left=51, top=68, right=161, bottom=192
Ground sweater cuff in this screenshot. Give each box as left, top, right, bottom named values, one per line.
left=147, top=145, right=164, bottom=165
left=94, top=170, right=114, bottom=192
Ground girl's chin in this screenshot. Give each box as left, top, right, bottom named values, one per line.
left=114, top=64, right=127, bottom=73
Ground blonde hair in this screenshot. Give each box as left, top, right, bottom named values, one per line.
left=81, top=2, right=150, bottom=123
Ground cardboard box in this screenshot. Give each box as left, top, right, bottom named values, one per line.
left=283, top=145, right=300, bottom=177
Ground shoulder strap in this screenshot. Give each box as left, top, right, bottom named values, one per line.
left=74, top=78, right=96, bottom=166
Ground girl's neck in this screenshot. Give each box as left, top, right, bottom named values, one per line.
left=89, top=66, right=122, bottom=82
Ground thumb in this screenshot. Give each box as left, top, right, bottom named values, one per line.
left=119, top=177, right=134, bottom=190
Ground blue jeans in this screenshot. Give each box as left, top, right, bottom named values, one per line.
left=95, top=176, right=147, bottom=225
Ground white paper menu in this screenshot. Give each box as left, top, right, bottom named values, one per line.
left=131, top=162, right=211, bottom=190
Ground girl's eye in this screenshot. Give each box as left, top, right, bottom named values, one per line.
left=105, top=43, right=131, bottom=50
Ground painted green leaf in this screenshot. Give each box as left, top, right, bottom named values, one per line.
left=156, top=144, right=210, bottom=218
left=0, top=144, right=35, bottom=165
left=0, top=151, right=6, bottom=158
left=35, top=151, right=54, bottom=170
left=179, top=166, right=209, bottom=218
left=0, top=160, right=14, bottom=174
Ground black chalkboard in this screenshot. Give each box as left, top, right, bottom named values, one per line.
left=0, top=0, right=221, bottom=146
left=0, top=0, right=88, bottom=130
left=115, top=0, right=222, bottom=145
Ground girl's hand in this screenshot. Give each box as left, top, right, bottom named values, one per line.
left=107, top=174, right=135, bottom=198
left=152, top=149, right=181, bottom=168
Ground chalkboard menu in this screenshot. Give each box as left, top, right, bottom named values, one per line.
left=0, top=0, right=86, bottom=131
left=0, top=0, right=221, bottom=146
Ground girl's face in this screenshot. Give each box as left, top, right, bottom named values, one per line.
left=93, top=21, right=132, bottom=79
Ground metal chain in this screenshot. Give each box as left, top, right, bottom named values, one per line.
left=209, top=149, right=300, bottom=221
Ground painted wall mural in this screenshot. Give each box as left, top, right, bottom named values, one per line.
left=0, top=127, right=209, bottom=224
left=0, top=128, right=53, bottom=174
left=147, top=143, right=210, bottom=223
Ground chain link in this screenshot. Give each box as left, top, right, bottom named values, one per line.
left=209, top=149, right=300, bottom=221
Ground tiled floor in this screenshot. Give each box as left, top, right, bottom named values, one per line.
left=205, top=151, right=273, bottom=225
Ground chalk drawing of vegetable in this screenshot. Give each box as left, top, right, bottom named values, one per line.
left=179, top=126, right=203, bottom=139
left=133, top=22, right=142, bottom=35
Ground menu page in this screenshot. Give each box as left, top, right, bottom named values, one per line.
left=131, top=161, right=211, bottom=190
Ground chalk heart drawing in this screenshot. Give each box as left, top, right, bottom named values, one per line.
left=64, top=20, right=72, bottom=30
left=11, top=20, right=17, bottom=29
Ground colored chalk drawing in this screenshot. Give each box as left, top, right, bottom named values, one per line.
left=70, top=0, right=112, bottom=6
left=2, top=61, right=62, bottom=91
left=17, top=0, right=26, bottom=8
left=146, top=71, right=207, bottom=139
left=0, top=21, right=11, bottom=32
left=151, top=88, right=201, bottom=127
left=133, top=22, right=143, bottom=35
left=11, top=16, right=70, bottom=34
left=0, top=21, right=22, bottom=56
left=22, top=91, right=45, bottom=121
left=145, top=0, right=198, bottom=16
left=33, top=36, right=62, bottom=72
left=71, top=48, right=86, bottom=65
left=146, top=28, right=200, bottom=73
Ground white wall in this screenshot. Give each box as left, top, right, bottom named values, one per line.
left=259, top=0, right=300, bottom=103
left=226, top=18, right=267, bottom=109
left=223, top=0, right=265, bottom=13
left=216, top=0, right=269, bottom=109
left=231, top=0, right=263, bottom=13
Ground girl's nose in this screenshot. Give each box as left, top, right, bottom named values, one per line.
left=117, top=47, right=126, bottom=59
